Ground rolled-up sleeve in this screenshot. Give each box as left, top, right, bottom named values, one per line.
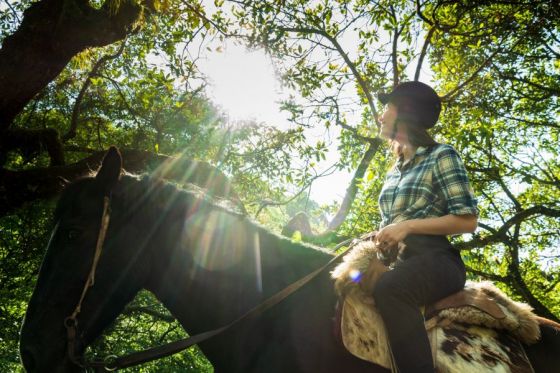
left=433, top=145, right=479, bottom=216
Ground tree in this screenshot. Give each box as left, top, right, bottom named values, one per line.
left=227, top=0, right=560, bottom=319
left=0, top=0, right=559, bottom=370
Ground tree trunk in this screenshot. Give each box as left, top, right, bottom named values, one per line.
left=327, top=139, right=382, bottom=230
left=0, top=0, right=146, bottom=131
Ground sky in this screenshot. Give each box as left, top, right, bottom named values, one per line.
left=198, top=42, right=353, bottom=206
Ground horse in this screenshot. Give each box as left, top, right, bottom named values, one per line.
left=20, top=147, right=560, bottom=372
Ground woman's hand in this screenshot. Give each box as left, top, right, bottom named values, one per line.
left=375, top=221, right=410, bottom=255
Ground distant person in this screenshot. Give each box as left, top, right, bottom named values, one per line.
left=371, top=81, right=478, bottom=372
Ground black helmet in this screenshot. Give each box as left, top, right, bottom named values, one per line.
left=378, top=81, right=441, bottom=129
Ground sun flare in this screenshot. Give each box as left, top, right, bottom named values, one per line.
left=202, top=43, right=281, bottom=123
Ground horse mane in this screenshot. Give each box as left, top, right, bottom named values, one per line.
left=116, top=173, right=246, bottom=218
left=55, top=172, right=333, bottom=265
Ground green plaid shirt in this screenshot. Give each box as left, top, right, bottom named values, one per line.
left=378, top=144, right=478, bottom=228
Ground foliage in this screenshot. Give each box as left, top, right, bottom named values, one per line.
left=0, top=202, right=52, bottom=372
left=227, top=0, right=559, bottom=320
left=0, top=0, right=559, bottom=370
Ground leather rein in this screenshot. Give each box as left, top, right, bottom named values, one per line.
left=64, top=196, right=356, bottom=371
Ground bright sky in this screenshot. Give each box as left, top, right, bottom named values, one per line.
left=198, top=42, right=353, bottom=206
left=199, top=43, right=285, bottom=125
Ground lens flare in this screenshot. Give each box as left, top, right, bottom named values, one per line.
left=349, top=269, right=362, bottom=283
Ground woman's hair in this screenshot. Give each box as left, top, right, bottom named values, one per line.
left=404, top=120, right=438, bottom=147
left=389, top=119, right=438, bottom=157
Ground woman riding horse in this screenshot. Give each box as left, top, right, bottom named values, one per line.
left=370, top=81, right=478, bottom=373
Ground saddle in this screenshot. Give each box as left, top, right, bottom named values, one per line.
left=426, top=286, right=505, bottom=320
left=331, top=241, right=539, bottom=372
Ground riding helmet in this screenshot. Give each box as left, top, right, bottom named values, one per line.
left=378, top=81, right=442, bottom=129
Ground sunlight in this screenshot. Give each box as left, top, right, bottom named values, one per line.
left=200, top=41, right=351, bottom=205
left=201, top=43, right=283, bottom=124
left=253, top=232, right=263, bottom=293
left=187, top=209, right=246, bottom=271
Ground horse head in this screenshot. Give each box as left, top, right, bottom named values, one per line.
left=19, top=146, right=273, bottom=372
left=20, top=147, right=151, bottom=372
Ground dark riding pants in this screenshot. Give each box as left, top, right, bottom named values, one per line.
left=372, top=235, right=466, bottom=373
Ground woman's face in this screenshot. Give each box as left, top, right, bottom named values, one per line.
left=379, top=103, right=398, bottom=139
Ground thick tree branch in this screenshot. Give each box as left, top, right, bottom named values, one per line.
left=455, top=205, right=560, bottom=250
left=0, top=149, right=242, bottom=218
left=327, top=139, right=382, bottom=230
left=389, top=5, right=402, bottom=87
left=0, top=0, right=151, bottom=132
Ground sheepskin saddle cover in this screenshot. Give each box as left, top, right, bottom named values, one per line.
left=331, top=241, right=539, bottom=372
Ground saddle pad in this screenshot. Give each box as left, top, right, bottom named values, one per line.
left=429, top=323, right=535, bottom=373
left=341, top=293, right=535, bottom=372
left=340, top=293, right=391, bottom=369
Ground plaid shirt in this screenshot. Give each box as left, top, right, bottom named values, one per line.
left=378, top=144, right=478, bottom=228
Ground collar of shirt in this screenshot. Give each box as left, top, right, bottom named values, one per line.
left=396, top=146, right=431, bottom=170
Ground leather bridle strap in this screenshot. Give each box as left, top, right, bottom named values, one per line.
left=65, top=196, right=111, bottom=367
left=104, top=238, right=356, bottom=371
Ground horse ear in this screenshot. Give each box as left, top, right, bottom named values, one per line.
left=96, top=146, right=122, bottom=194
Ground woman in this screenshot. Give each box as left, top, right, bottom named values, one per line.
left=372, top=81, right=478, bottom=372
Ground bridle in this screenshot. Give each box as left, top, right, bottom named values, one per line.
left=63, top=195, right=356, bottom=371
left=64, top=196, right=115, bottom=370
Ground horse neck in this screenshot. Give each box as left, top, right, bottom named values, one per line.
left=128, top=181, right=333, bottom=332
left=115, top=180, right=379, bottom=370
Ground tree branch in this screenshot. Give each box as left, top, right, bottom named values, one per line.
left=440, top=33, right=519, bottom=102
left=414, top=26, right=435, bottom=81
left=464, top=265, right=509, bottom=282
left=123, top=305, right=175, bottom=322
left=455, top=205, right=560, bottom=250
left=254, top=163, right=338, bottom=218
left=64, top=40, right=127, bottom=141
left=0, top=149, right=243, bottom=218
left=0, top=128, right=64, bottom=167
left=506, top=225, right=560, bottom=321
left=389, top=5, right=401, bottom=87
left=0, top=0, right=151, bottom=131
left=440, top=47, right=499, bottom=102
left=327, top=139, right=382, bottom=230
left=496, top=72, right=560, bottom=97
left=325, top=96, right=379, bottom=144
left=278, top=26, right=380, bottom=127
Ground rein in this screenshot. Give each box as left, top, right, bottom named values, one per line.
left=65, top=196, right=357, bottom=371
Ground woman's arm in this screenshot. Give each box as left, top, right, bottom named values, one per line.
left=375, top=214, right=477, bottom=250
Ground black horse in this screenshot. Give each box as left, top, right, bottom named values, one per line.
left=20, top=148, right=560, bottom=372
